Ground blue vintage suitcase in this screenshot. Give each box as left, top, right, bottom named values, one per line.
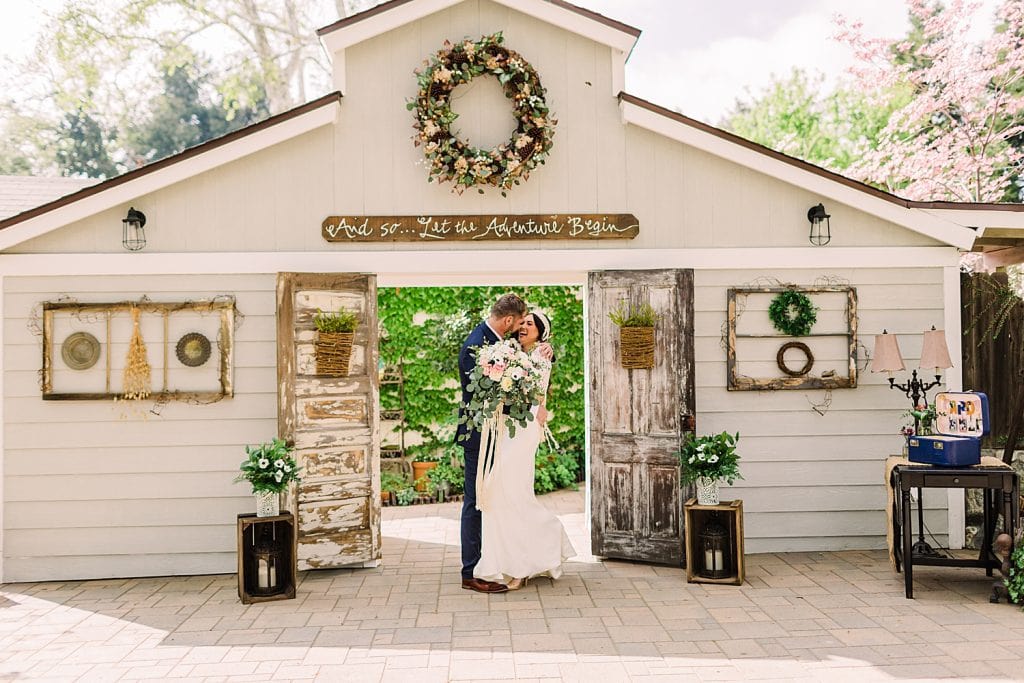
left=907, top=391, right=989, bottom=467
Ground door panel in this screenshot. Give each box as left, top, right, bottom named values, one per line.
left=278, top=273, right=380, bottom=570
left=588, top=269, right=695, bottom=565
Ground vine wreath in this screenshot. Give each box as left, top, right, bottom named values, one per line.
left=776, top=341, right=814, bottom=377
left=768, top=289, right=818, bottom=337
left=408, top=32, right=556, bottom=194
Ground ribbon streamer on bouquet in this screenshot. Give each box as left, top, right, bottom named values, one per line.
left=475, top=402, right=505, bottom=512
left=542, top=422, right=560, bottom=452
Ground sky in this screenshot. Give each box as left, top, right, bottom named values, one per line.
left=0, top=0, right=1001, bottom=125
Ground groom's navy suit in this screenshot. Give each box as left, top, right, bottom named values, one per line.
left=458, top=320, right=500, bottom=580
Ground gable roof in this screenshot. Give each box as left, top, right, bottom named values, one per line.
left=0, top=92, right=341, bottom=251
left=318, top=0, right=639, bottom=95
left=619, top=93, right=1024, bottom=250
left=0, top=176, right=96, bottom=221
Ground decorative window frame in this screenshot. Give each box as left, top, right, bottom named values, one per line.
left=41, top=298, right=235, bottom=401
left=726, top=286, right=858, bottom=391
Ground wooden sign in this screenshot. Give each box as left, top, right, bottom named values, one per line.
left=322, top=214, right=639, bottom=243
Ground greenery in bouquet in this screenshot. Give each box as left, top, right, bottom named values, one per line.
left=903, top=402, right=936, bottom=436
left=459, top=339, right=546, bottom=439
left=313, top=308, right=358, bottom=333
left=235, top=438, right=301, bottom=493
left=677, top=431, right=742, bottom=485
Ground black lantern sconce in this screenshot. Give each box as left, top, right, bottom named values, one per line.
left=251, top=525, right=285, bottom=596
left=122, top=207, right=147, bottom=251
left=807, top=203, right=831, bottom=246
left=698, top=514, right=732, bottom=580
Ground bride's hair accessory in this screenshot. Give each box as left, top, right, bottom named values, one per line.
left=532, top=311, right=552, bottom=342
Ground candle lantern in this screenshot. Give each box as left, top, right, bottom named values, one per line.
left=251, top=524, right=284, bottom=596
left=699, top=514, right=731, bottom=580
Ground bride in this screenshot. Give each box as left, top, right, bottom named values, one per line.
left=473, top=311, right=575, bottom=589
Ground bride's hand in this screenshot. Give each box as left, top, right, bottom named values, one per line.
left=537, top=405, right=548, bottom=427
left=537, top=342, right=554, bottom=361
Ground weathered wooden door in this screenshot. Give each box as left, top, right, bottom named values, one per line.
left=277, top=273, right=380, bottom=569
left=588, top=269, right=695, bottom=565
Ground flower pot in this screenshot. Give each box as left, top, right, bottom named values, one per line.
left=412, top=461, right=438, bottom=492
left=315, top=331, right=354, bottom=377
left=619, top=326, right=655, bottom=369
left=255, top=490, right=280, bottom=517
left=695, top=477, right=720, bottom=506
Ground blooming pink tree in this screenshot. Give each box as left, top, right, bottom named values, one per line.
left=836, top=0, right=1024, bottom=202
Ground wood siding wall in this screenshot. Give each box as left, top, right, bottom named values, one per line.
left=3, top=274, right=276, bottom=581
left=694, top=267, right=950, bottom=552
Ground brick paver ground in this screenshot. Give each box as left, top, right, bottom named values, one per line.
left=2, top=489, right=1023, bottom=682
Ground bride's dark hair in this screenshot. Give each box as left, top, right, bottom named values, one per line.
left=529, top=311, right=555, bottom=363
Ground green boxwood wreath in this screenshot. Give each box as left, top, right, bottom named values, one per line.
left=768, top=289, right=818, bottom=337
left=407, top=32, right=556, bottom=194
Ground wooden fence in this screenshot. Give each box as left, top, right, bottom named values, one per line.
left=961, top=272, right=1024, bottom=455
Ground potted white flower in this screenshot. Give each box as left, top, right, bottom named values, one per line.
left=677, top=431, right=742, bottom=505
left=235, top=438, right=301, bottom=517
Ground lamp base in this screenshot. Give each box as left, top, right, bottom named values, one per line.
left=911, top=538, right=942, bottom=558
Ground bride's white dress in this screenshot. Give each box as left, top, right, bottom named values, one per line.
left=474, top=348, right=576, bottom=583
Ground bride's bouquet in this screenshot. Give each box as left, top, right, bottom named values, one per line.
left=460, top=339, right=546, bottom=440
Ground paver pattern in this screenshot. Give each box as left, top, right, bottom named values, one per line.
left=2, top=489, right=1023, bottom=682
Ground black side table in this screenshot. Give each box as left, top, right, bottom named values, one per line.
left=890, top=458, right=1018, bottom=599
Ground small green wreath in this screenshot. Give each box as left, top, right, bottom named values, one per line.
left=407, top=32, right=556, bottom=195
left=768, top=290, right=818, bottom=337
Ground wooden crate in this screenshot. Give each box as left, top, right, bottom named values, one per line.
left=684, top=498, right=745, bottom=585
left=237, top=513, right=297, bottom=604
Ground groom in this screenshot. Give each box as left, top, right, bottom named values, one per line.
left=458, top=293, right=544, bottom=593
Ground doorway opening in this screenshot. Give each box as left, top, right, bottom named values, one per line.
left=375, top=284, right=586, bottom=509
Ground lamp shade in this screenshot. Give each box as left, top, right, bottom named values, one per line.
left=919, top=327, right=953, bottom=371
left=870, top=331, right=905, bottom=373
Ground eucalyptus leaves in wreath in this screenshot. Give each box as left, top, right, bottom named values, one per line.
left=768, top=289, right=818, bottom=337
left=408, top=32, right=556, bottom=194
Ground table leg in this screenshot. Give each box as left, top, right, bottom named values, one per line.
left=984, top=488, right=994, bottom=577
left=902, top=487, right=913, bottom=599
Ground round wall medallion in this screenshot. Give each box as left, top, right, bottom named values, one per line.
left=176, top=332, right=212, bottom=367
left=61, top=332, right=101, bottom=370
left=776, top=341, right=814, bottom=377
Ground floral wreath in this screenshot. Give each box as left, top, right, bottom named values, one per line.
left=408, top=32, right=556, bottom=194
left=768, top=289, right=818, bottom=337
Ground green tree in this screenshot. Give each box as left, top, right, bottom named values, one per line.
left=723, top=69, right=909, bottom=172
left=130, top=55, right=269, bottom=164
left=53, top=106, right=121, bottom=178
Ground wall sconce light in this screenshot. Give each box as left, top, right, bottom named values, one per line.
left=807, top=203, right=831, bottom=246
left=870, top=326, right=953, bottom=425
left=122, top=207, right=147, bottom=251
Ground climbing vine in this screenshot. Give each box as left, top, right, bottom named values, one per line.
left=378, top=286, right=585, bottom=479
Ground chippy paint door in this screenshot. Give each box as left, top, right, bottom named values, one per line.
left=588, top=269, right=695, bottom=565
left=277, top=273, right=380, bottom=569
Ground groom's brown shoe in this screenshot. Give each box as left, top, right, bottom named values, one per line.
left=462, top=578, right=509, bottom=593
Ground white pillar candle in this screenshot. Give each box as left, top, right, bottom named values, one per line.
left=704, top=550, right=713, bottom=571
left=269, top=562, right=277, bottom=588
left=257, top=559, right=269, bottom=589
left=713, top=549, right=724, bottom=571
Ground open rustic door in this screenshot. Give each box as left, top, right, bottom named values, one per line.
left=588, top=269, right=695, bottom=565
left=277, top=273, right=380, bottom=569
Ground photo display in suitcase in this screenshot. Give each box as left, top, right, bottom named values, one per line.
left=907, top=391, right=989, bottom=467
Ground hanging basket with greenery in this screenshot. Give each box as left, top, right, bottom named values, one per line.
left=408, top=32, right=556, bottom=195
left=609, top=301, right=659, bottom=370
left=314, top=308, right=358, bottom=377
left=768, top=289, right=818, bottom=337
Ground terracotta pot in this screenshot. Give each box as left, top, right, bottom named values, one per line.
left=412, top=461, right=438, bottom=492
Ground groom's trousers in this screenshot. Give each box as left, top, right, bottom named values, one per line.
left=461, top=442, right=482, bottom=580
